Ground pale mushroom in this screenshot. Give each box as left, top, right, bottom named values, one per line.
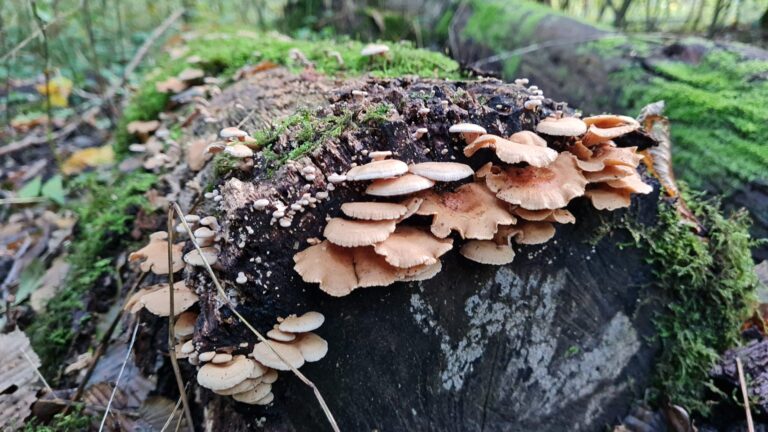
left=606, top=172, right=653, bottom=194
left=127, top=120, right=160, bottom=136
left=199, top=351, right=216, bottom=362
left=177, top=68, right=205, bottom=82
left=535, top=116, right=587, bottom=137
left=232, top=383, right=272, bottom=404
left=574, top=143, right=643, bottom=172
left=514, top=208, right=575, bottom=224
left=360, top=43, right=390, bottom=58
left=585, top=186, right=632, bottom=210
left=408, top=162, right=474, bottom=182
left=366, top=174, right=435, bottom=196
left=293, top=240, right=357, bottom=297
left=465, top=134, right=557, bottom=168
left=214, top=378, right=261, bottom=396
left=296, top=333, right=328, bottom=362
left=584, top=165, right=636, bottom=183
left=278, top=311, right=325, bottom=333
left=220, top=127, right=248, bottom=141
left=136, top=281, right=198, bottom=317
left=449, top=123, right=487, bottom=144
left=128, top=231, right=185, bottom=275
left=345, top=159, right=408, bottom=181
left=224, top=143, right=254, bottom=158
left=515, top=221, right=556, bottom=245
left=156, top=77, right=187, bottom=93
left=509, top=130, right=548, bottom=147
left=323, top=218, right=396, bottom=247
left=251, top=341, right=305, bottom=371
left=174, top=311, right=197, bottom=339
left=197, top=355, right=254, bottom=391
left=460, top=240, right=515, bottom=265
left=341, top=202, right=408, bottom=220
left=183, top=246, right=219, bottom=267
left=582, top=114, right=640, bottom=146
left=212, top=353, right=233, bottom=364
left=267, top=327, right=296, bottom=342
left=373, top=227, right=453, bottom=268
left=485, top=153, right=587, bottom=210
left=416, top=182, right=516, bottom=239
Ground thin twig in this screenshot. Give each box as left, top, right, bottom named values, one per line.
left=736, top=357, right=755, bottom=432
left=70, top=271, right=149, bottom=405
left=30, top=0, right=59, bottom=168
left=160, top=395, right=184, bottom=432
left=20, top=347, right=55, bottom=393
left=170, top=202, right=340, bottom=432
left=167, top=206, right=195, bottom=432
left=98, top=319, right=140, bottom=432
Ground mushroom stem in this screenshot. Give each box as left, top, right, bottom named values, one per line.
left=170, top=202, right=340, bottom=432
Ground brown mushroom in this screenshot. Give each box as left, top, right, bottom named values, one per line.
left=128, top=231, right=185, bottom=275
left=465, top=134, right=557, bottom=168
left=417, top=182, right=516, bottom=239
left=460, top=240, right=515, bottom=265
left=535, top=116, right=587, bottom=137
left=514, top=221, right=556, bottom=245
left=293, top=240, right=357, bottom=297
left=574, top=143, right=643, bottom=172
left=134, top=281, right=198, bottom=317
left=585, top=185, right=632, bottom=210
left=155, top=77, right=187, bottom=93
left=584, top=165, right=636, bottom=183
left=485, top=153, right=587, bottom=210
left=582, top=114, right=640, bottom=146
left=323, top=218, right=396, bottom=247
left=373, top=227, right=453, bottom=268
left=366, top=174, right=435, bottom=196
left=514, top=208, right=575, bottom=224
left=341, top=202, right=408, bottom=220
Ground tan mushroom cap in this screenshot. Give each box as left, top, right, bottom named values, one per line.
left=260, top=369, right=278, bottom=384
left=360, top=43, right=390, bottom=56
left=199, top=351, right=216, bottom=362
left=346, top=159, right=408, bottom=181
left=341, top=202, right=408, bottom=220
left=296, top=333, right=329, bottom=362
left=575, top=143, right=643, bottom=172
left=515, top=221, right=556, bottom=245
left=293, top=240, right=357, bottom=297
left=535, top=116, right=587, bottom=137
left=224, top=143, right=254, bottom=158
left=220, top=127, right=248, bottom=139
left=582, top=114, right=640, bottom=146
left=212, top=353, right=233, bottom=364
left=449, top=123, right=487, bottom=144
left=127, top=120, right=160, bottom=134
left=514, top=208, right=575, bottom=224
left=174, top=311, right=197, bottom=338
left=400, top=260, right=442, bottom=282
left=606, top=172, right=653, bottom=194
left=368, top=150, right=393, bottom=161
left=279, top=311, right=325, bottom=333
left=460, top=240, right=515, bottom=265
left=351, top=247, right=435, bottom=288
left=267, top=328, right=296, bottom=342
left=138, top=281, right=198, bottom=317
left=254, top=392, right=275, bottom=405
left=197, top=355, right=254, bottom=391
left=509, top=131, right=548, bottom=147
left=251, top=340, right=305, bottom=371
left=474, top=162, right=497, bottom=179
left=128, top=232, right=185, bottom=274
left=567, top=141, right=593, bottom=160
left=584, top=165, right=635, bottom=183
left=214, top=378, right=261, bottom=396
left=177, top=68, right=205, bottom=82
left=155, top=77, right=187, bottom=93
left=187, top=138, right=210, bottom=171
left=397, top=196, right=424, bottom=222
left=366, top=174, right=435, bottom=197
left=373, top=227, right=453, bottom=268
left=486, top=153, right=587, bottom=210
left=408, top=162, right=474, bottom=182
left=417, top=182, right=516, bottom=240
left=585, top=186, right=632, bottom=210
left=183, top=246, right=219, bottom=267
left=324, top=218, right=396, bottom=247
left=465, top=134, right=557, bottom=168
left=232, top=383, right=273, bottom=404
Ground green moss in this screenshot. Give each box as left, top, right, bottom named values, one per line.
left=631, top=189, right=759, bottom=414
left=606, top=48, right=768, bottom=194
left=23, top=405, right=91, bottom=432
left=360, top=102, right=393, bottom=124
left=28, top=170, right=157, bottom=378
left=114, top=31, right=459, bottom=156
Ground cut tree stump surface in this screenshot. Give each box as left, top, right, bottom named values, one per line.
left=174, top=69, right=664, bottom=431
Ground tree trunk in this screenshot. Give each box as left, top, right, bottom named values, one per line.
left=163, top=66, right=666, bottom=431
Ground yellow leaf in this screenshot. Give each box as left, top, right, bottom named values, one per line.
left=61, top=145, right=115, bottom=175
left=35, top=76, right=73, bottom=108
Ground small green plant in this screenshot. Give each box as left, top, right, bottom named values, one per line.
left=23, top=405, right=91, bottom=432
left=360, top=103, right=393, bottom=124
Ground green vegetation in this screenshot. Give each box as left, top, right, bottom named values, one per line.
left=617, top=49, right=768, bottom=193
left=23, top=407, right=91, bottom=432
left=28, top=170, right=156, bottom=377
left=115, top=30, right=460, bottom=156
left=360, top=102, right=393, bottom=124
left=630, top=190, right=759, bottom=414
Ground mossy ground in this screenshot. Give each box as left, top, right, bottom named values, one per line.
left=22, top=406, right=90, bottom=432
left=626, top=189, right=759, bottom=414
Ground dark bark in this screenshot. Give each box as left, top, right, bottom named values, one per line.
left=168, top=68, right=666, bottom=431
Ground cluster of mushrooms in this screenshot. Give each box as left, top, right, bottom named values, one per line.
left=294, top=113, right=651, bottom=297
left=127, top=219, right=328, bottom=405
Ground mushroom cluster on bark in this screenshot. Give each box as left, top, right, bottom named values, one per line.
left=294, top=113, right=652, bottom=296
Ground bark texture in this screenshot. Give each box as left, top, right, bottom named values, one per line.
left=171, top=67, right=665, bottom=431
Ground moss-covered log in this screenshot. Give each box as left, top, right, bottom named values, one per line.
left=445, top=0, right=768, bottom=260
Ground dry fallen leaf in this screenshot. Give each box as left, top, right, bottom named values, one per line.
left=61, top=145, right=115, bottom=175
left=35, top=76, right=73, bottom=108
left=0, top=329, right=43, bottom=431
left=29, top=257, right=70, bottom=313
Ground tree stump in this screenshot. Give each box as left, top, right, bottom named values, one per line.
left=172, top=68, right=665, bottom=431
